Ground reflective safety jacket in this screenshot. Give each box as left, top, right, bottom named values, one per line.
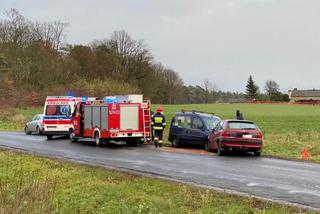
left=151, top=112, right=166, bottom=130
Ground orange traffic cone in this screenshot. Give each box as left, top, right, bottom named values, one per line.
left=301, top=148, right=310, bottom=161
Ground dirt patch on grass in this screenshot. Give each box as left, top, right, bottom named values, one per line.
left=12, top=114, right=28, bottom=122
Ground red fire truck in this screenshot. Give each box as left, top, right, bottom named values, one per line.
left=69, top=95, right=151, bottom=146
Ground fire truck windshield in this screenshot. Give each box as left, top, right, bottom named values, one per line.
left=46, top=105, right=71, bottom=116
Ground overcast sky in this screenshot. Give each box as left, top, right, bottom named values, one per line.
left=2, top=0, right=320, bottom=92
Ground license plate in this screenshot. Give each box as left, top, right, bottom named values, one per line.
left=242, top=134, right=252, bottom=138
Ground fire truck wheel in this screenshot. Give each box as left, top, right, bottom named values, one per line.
left=25, top=126, right=31, bottom=135
left=69, top=131, right=78, bottom=143
left=46, top=135, right=53, bottom=140
left=94, top=132, right=101, bottom=147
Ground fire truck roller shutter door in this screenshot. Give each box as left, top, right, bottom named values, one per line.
left=101, top=106, right=108, bottom=130
left=84, top=106, right=92, bottom=129
left=120, top=105, right=139, bottom=130
left=92, top=106, right=101, bottom=128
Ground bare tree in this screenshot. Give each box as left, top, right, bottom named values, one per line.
left=109, top=30, right=147, bottom=57
left=108, top=30, right=152, bottom=78
left=31, top=21, right=68, bottom=50
left=162, top=68, right=184, bottom=104
left=264, top=80, right=280, bottom=101
left=203, top=78, right=213, bottom=103
left=203, top=78, right=218, bottom=103
left=0, top=9, right=31, bottom=46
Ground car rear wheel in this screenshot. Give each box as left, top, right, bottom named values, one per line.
left=217, top=141, right=224, bottom=156
left=94, top=132, right=101, bottom=147
left=36, top=126, right=41, bottom=135
left=254, top=150, right=261, bottom=157
left=25, top=126, right=31, bottom=135
left=172, top=137, right=180, bottom=148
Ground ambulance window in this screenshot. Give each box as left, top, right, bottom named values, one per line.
left=46, top=105, right=57, bottom=115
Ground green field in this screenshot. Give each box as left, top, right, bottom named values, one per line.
left=1, top=103, right=320, bottom=162
left=0, top=150, right=313, bottom=214
left=157, top=104, right=320, bottom=162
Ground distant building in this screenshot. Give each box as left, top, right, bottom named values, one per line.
left=288, top=88, right=320, bottom=104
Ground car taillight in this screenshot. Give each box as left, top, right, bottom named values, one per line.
left=222, top=131, right=230, bottom=137
left=257, top=132, right=263, bottom=138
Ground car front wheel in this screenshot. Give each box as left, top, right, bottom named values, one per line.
left=204, top=140, right=211, bottom=152
left=172, top=137, right=180, bottom=148
left=25, top=126, right=31, bottom=135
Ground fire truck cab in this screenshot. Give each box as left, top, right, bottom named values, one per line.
left=70, top=95, right=151, bottom=146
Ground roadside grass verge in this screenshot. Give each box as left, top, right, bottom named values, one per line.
left=0, top=149, right=314, bottom=214
left=0, top=107, right=42, bottom=131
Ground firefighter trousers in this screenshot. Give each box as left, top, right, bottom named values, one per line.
left=154, top=129, right=163, bottom=148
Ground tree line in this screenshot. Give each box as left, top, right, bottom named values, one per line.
left=0, top=9, right=288, bottom=107
left=245, top=75, right=289, bottom=102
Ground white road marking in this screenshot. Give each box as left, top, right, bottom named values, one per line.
left=247, top=182, right=260, bottom=187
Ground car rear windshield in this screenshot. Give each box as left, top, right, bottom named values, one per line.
left=46, top=105, right=71, bottom=116
left=228, top=121, right=256, bottom=130
left=203, top=116, right=220, bottom=130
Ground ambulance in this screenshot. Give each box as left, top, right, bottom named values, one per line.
left=43, top=96, right=96, bottom=140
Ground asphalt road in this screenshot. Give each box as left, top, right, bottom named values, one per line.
left=1, top=132, right=320, bottom=210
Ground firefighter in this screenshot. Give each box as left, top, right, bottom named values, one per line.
left=151, top=106, right=166, bottom=148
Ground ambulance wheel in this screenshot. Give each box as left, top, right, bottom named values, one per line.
left=46, top=135, right=53, bottom=140
left=94, top=132, right=101, bottom=147
left=25, top=126, right=31, bottom=135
